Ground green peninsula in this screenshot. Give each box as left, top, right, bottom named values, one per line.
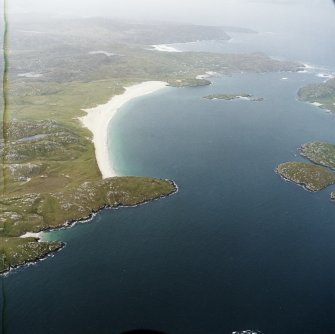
left=0, top=17, right=303, bottom=274
left=276, top=162, right=335, bottom=191
left=300, top=142, right=335, bottom=169
left=0, top=177, right=176, bottom=273
left=204, top=93, right=264, bottom=101
left=298, top=77, right=335, bottom=112
left=168, top=78, right=211, bottom=87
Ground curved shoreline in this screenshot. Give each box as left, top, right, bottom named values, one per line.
left=3, top=82, right=173, bottom=275
left=275, top=167, right=315, bottom=193
left=80, top=81, right=168, bottom=178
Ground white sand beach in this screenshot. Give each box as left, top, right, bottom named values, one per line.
left=89, top=50, right=116, bottom=57
left=20, top=232, right=41, bottom=239
left=196, top=71, right=218, bottom=80
left=151, top=44, right=182, bottom=52
left=316, top=73, right=334, bottom=79
left=80, top=81, right=168, bottom=179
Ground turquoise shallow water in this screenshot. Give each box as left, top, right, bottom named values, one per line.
left=3, top=69, right=335, bottom=334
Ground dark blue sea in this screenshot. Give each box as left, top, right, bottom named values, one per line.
left=2, top=17, right=335, bottom=334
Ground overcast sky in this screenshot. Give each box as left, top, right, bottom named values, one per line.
left=7, top=0, right=335, bottom=32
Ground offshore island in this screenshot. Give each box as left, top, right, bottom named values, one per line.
left=276, top=142, right=335, bottom=194
left=276, top=75, right=335, bottom=198
left=0, top=17, right=303, bottom=274
left=204, top=93, right=264, bottom=101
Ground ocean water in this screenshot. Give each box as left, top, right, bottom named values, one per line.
left=2, top=31, right=335, bottom=334
left=173, top=31, right=335, bottom=73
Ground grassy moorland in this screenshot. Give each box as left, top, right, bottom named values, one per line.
left=0, top=17, right=303, bottom=274
left=0, top=177, right=176, bottom=273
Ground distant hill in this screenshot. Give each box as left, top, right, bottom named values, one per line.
left=11, top=17, right=231, bottom=46
left=220, top=26, right=258, bottom=34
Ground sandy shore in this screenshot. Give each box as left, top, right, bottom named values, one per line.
left=20, top=232, right=42, bottom=239
left=151, top=44, right=182, bottom=52
left=312, top=102, right=323, bottom=107
left=196, top=71, right=218, bottom=80
left=80, top=81, right=168, bottom=178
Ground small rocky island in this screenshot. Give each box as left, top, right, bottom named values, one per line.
left=204, top=93, right=264, bottom=101
left=277, top=74, right=335, bottom=200
left=276, top=161, right=335, bottom=191
left=277, top=141, right=335, bottom=194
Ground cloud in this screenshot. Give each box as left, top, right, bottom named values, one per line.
left=7, top=0, right=335, bottom=32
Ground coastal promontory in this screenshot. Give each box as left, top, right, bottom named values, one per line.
left=168, top=78, right=211, bottom=87
left=298, top=77, right=335, bottom=112
left=0, top=177, right=176, bottom=273
left=300, top=142, right=335, bottom=169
